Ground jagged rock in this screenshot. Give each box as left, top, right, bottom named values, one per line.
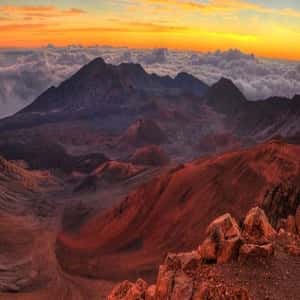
left=199, top=213, right=242, bottom=263
left=239, top=243, right=274, bottom=261
left=145, top=285, right=156, bottom=300
left=107, top=207, right=300, bottom=300
left=243, top=207, right=276, bottom=244
left=296, top=206, right=300, bottom=234
left=193, top=282, right=250, bottom=300
left=107, top=280, right=133, bottom=300
left=164, top=251, right=201, bottom=273
left=155, top=264, right=175, bottom=299
left=198, top=238, right=217, bottom=263
left=107, top=278, right=147, bottom=300
left=171, top=270, right=193, bottom=300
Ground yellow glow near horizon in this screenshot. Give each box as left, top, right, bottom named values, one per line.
left=0, top=1, right=300, bottom=60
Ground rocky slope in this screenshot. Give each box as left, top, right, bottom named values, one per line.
left=56, top=140, right=300, bottom=280
left=74, top=160, right=146, bottom=192
left=0, top=156, right=116, bottom=299
left=0, top=156, right=60, bottom=215
left=108, top=206, right=300, bottom=300
left=1, top=58, right=300, bottom=165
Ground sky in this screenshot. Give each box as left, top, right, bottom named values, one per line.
left=0, top=0, right=300, bottom=60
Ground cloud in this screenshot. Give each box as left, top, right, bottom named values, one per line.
left=0, top=5, right=86, bottom=19
left=0, top=23, right=51, bottom=31
left=0, top=46, right=300, bottom=119
left=137, top=48, right=168, bottom=64
left=140, top=0, right=300, bottom=17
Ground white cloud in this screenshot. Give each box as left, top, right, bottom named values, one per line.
left=0, top=46, right=300, bottom=119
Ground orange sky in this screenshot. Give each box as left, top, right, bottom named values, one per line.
left=1, top=0, right=300, bottom=60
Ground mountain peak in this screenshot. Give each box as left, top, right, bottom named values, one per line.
left=175, top=72, right=196, bottom=80
left=214, top=77, right=244, bottom=96
left=206, top=77, right=247, bottom=114
left=174, top=72, right=208, bottom=96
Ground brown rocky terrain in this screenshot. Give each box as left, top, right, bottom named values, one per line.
left=0, top=156, right=116, bottom=300
left=0, top=156, right=60, bottom=215
left=56, top=140, right=300, bottom=281
left=108, top=206, right=300, bottom=300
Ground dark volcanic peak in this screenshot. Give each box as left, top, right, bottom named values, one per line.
left=16, top=57, right=208, bottom=117
left=206, top=77, right=247, bottom=114
left=174, top=72, right=208, bottom=96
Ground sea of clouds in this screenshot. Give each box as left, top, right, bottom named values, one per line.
left=0, top=45, right=300, bottom=118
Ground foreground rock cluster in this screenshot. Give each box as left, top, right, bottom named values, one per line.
left=108, top=206, right=300, bottom=300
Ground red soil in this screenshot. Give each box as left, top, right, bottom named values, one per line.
left=56, top=140, right=300, bottom=281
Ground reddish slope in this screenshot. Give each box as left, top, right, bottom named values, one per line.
left=56, top=140, right=300, bottom=280
left=74, top=160, right=146, bottom=192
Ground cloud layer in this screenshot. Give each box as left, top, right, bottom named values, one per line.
left=0, top=46, right=300, bottom=118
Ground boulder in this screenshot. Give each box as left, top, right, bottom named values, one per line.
left=193, top=282, right=250, bottom=300
left=239, top=243, right=274, bottom=261
left=164, top=251, right=201, bottom=273
left=199, top=213, right=242, bottom=263
left=108, top=279, right=147, bottom=300
left=243, top=207, right=276, bottom=244
left=145, top=285, right=156, bottom=300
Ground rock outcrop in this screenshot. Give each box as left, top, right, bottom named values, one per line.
left=277, top=205, right=300, bottom=257
left=198, top=213, right=242, bottom=264
left=242, top=207, right=276, bottom=244
left=108, top=205, right=300, bottom=300
left=108, top=279, right=147, bottom=300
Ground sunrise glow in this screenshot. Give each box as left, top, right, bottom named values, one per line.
left=1, top=0, right=300, bottom=60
